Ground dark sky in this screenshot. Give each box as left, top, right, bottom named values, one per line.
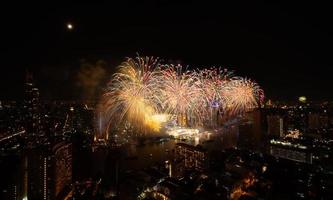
left=1, top=1, right=333, bottom=101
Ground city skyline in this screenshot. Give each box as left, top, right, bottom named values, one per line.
left=1, top=2, right=333, bottom=200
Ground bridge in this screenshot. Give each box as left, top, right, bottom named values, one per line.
left=0, top=130, right=26, bottom=143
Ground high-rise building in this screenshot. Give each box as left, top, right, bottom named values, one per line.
left=52, top=142, right=72, bottom=199
left=24, top=148, right=51, bottom=200
left=93, top=111, right=109, bottom=145
left=24, top=72, right=41, bottom=138
left=22, top=141, right=72, bottom=200
left=174, top=143, right=207, bottom=174
left=269, top=139, right=312, bottom=164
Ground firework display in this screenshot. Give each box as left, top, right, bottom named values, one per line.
left=99, top=56, right=264, bottom=133
left=222, top=77, right=264, bottom=115
left=160, top=64, right=203, bottom=126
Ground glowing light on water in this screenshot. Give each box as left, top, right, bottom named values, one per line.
left=194, top=136, right=200, bottom=145
left=166, top=127, right=199, bottom=137
left=150, top=114, right=170, bottom=123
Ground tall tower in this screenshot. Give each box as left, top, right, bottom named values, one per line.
left=23, top=142, right=72, bottom=200
left=52, top=141, right=72, bottom=199
left=93, top=111, right=108, bottom=146
left=24, top=71, right=41, bottom=138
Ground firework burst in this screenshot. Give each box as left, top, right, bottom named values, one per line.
left=222, top=78, right=264, bottom=115
left=196, top=68, right=234, bottom=110
left=159, top=64, right=203, bottom=125
left=99, top=56, right=164, bottom=133
left=99, top=56, right=264, bottom=134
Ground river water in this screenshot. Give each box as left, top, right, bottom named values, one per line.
left=76, top=110, right=265, bottom=186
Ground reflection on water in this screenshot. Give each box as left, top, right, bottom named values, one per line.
left=122, top=140, right=175, bottom=170
left=80, top=111, right=264, bottom=180
left=0, top=111, right=264, bottom=199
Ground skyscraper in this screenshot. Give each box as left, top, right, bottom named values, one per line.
left=24, top=71, right=41, bottom=138
left=93, top=111, right=109, bottom=146
left=174, top=143, right=208, bottom=174
left=22, top=141, right=72, bottom=200
left=52, top=141, right=72, bottom=199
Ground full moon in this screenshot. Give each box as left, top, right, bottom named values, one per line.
left=66, top=23, right=73, bottom=30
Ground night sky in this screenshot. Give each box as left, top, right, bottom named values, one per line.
left=1, top=1, right=333, bottom=101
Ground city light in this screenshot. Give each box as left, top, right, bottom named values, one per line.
left=2, top=3, right=332, bottom=200
left=299, top=96, right=307, bottom=103
left=166, top=127, right=199, bottom=138
left=194, top=136, right=200, bottom=145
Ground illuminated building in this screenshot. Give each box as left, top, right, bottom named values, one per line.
left=24, top=72, right=41, bottom=138
left=24, top=148, right=51, bottom=200
left=62, top=103, right=95, bottom=137
left=266, top=99, right=273, bottom=107
left=267, top=115, right=284, bottom=137
left=210, top=106, right=220, bottom=128
left=93, top=111, right=109, bottom=146
left=23, top=142, right=72, bottom=200
left=174, top=143, right=207, bottom=172
left=62, top=107, right=76, bottom=134
left=284, top=129, right=301, bottom=139
left=52, top=142, right=72, bottom=199
left=269, top=139, right=312, bottom=163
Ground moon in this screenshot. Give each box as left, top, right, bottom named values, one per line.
left=66, top=23, right=73, bottom=30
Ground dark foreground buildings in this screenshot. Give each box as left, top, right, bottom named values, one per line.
left=1, top=76, right=333, bottom=200
left=22, top=142, right=72, bottom=200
